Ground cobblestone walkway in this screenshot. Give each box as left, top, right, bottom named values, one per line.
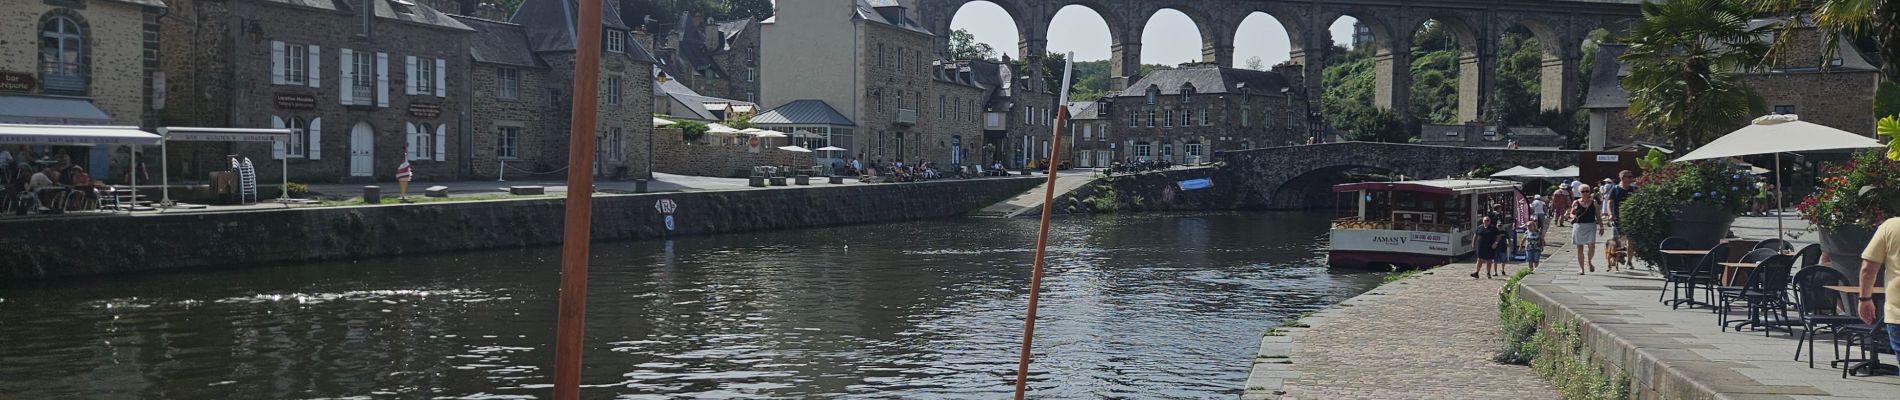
left=1244, top=234, right=1565, bottom=399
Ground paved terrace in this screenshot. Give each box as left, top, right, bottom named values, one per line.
left=1516, top=214, right=1900, bottom=398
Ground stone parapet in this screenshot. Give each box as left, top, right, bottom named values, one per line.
left=0, top=177, right=1042, bottom=280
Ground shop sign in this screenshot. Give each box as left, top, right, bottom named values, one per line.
left=409, top=102, right=441, bottom=118
left=274, top=93, right=316, bottom=110
left=0, top=72, right=36, bottom=92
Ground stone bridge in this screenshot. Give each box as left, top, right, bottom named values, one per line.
left=917, top=0, right=1641, bottom=121
left=1217, top=142, right=1580, bottom=208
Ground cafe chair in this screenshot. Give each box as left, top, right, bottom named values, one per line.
left=1668, top=245, right=1728, bottom=310
left=1716, top=254, right=1795, bottom=333
left=1754, top=238, right=1792, bottom=252
left=1657, top=237, right=1694, bottom=302
left=1791, top=266, right=1864, bottom=369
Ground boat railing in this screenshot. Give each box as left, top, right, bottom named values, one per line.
left=1331, top=218, right=1459, bottom=233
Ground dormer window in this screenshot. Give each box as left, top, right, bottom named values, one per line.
left=356, top=0, right=372, bottom=37
left=1145, top=85, right=1159, bottom=105
left=1180, top=83, right=1195, bottom=102
left=607, top=30, right=625, bottom=53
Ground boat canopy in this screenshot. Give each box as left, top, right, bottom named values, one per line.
left=1332, top=179, right=1520, bottom=197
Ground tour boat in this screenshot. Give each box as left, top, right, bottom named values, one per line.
left=1327, top=178, right=1522, bottom=269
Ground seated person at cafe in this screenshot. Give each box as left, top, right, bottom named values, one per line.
left=66, top=166, right=99, bottom=210
left=28, top=164, right=60, bottom=211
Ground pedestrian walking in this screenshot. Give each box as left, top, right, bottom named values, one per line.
left=1525, top=221, right=1545, bottom=270
left=1569, top=184, right=1602, bottom=274
left=1854, top=217, right=1900, bottom=357
left=1473, top=216, right=1505, bottom=278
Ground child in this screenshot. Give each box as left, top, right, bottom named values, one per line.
left=1525, top=219, right=1545, bottom=271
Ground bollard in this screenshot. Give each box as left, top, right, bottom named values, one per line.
left=795, top=175, right=810, bottom=185
left=769, top=176, right=788, bottom=186
left=634, top=179, right=649, bottom=193
left=829, top=176, right=844, bottom=184
left=749, top=175, right=766, bottom=187
left=363, top=186, right=381, bottom=204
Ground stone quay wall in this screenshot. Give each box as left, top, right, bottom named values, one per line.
left=0, top=177, right=1042, bottom=280
left=1051, top=167, right=1241, bottom=214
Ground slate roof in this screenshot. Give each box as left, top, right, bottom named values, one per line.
left=1580, top=44, right=1630, bottom=109
left=453, top=15, right=545, bottom=68
left=716, top=18, right=754, bottom=50
left=666, top=91, right=755, bottom=121
left=1116, top=65, right=1295, bottom=97
left=264, top=0, right=471, bottom=31
left=753, top=100, right=855, bottom=126
left=1067, top=101, right=1105, bottom=120
left=855, top=0, right=932, bottom=35
left=510, top=0, right=639, bottom=54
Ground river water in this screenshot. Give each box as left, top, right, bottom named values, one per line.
left=0, top=211, right=1381, bottom=399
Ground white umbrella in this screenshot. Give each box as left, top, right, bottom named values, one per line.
left=1672, top=114, right=1885, bottom=236
left=815, top=146, right=847, bottom=151
left=1527, top=167, right=1558, bottom=178
left=707, top=123, right=740, bottom=134
left=1550, top=166, right=1580, bottom=178
left=653, top=117, right=676, bottom=127
left=750, top=130, right=788, bottom=138
left=1491, top=165, right=1534, bottom=178
left=777, top=145, right=813, bottom=153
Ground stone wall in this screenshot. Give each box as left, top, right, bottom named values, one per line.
left=1051, top=167, right=1240, bottom=214
left=3, top=0, right=154, bottom=127
left=651, top=127, right=811, bottom=177
left=468, top=62, right=558, bottom=178
left=0, top=176, right=1044, bottom=280
left=1749, top=71, right=1882, bottom=134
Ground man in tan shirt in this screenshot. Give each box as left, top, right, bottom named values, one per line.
left=1857, top=217, right=1900, bottom=355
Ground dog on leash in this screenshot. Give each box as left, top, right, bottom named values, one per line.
left=1604, top=235, right=1631, bottom=271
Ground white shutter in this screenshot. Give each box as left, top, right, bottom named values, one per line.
left=270, top=116, right=287, bottom=160
left=376, top=52, right=389, bottom=107
left=270, top=41, right=286, bottom=85
left=404, top=122, right=416, bottom=160
left=433, top=124, right=446, bottom=161
left=340, top=49, right=354, bottom=104
left=308, top=117, right=323, bottom=160
left=405, top=56, right=418, bottom=95
left=307, top=45, right=321, bottom=88
left=434, top=58, right=446, bottom=97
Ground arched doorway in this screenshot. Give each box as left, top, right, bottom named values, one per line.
left=350, top=122, right=373, bottom=177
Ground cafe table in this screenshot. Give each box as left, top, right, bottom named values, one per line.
left=1824, top=285, right=1892, bottom=377
left=1717, top=262, right=1757, bottom=286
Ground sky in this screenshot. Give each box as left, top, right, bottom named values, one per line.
left=948, top=3, right=1358, bottom=67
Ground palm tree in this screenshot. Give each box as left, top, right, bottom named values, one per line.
left=1750, top=0, right=1900, bottom=83
left=1620, top=0, right=1773, bottom=150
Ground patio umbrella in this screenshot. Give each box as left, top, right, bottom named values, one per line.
left=1550, top=166, right=1580, bottom=178
left=750, top=130, right=788, bottom=138
left=1672, top=114, right=1885, bottom=236
left=707, top=123, right=740, bottom=134
left=777, top=145, right=813, bottom=152
left=653, top=117, right=676, bottom=127
left=1491, top=165, right=1534, bottom=178
left=1528, top=167, right=1558, bottom=178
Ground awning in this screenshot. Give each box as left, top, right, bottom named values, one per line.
left=159, top=127, right=291, bottom=142
left=0, top=123, right=161, bottom=145
left=0, top=95, right=112, bottom=125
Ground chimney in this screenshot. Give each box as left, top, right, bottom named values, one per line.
left=1272, top=63, right=1305, bottom=89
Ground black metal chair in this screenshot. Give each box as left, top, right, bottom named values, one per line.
left=1668, top=245, right=1728, bottom=309
left=1717, top=254, right=1795, bottom=332
left=1754, top=238, right=1792, bottom=252
left=1658, top=237, right=1695, bottom=302
left=1794, top=243, right=1823, bottom=268
left=1791, top=266, right=1866, bottom=369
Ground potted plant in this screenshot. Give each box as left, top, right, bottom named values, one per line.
left=1621, top=158, right=1760, bottom=266
left=1798, top=125, right=1900, bottom=274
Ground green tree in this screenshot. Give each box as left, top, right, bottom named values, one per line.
left=717, top=0, right=773, bottom=21
left=1340, top=108, right=1415, bottom=143
left=676, top=120, right=709, bottom=142
left=1484, top=32, right=1545, bottom=126
left=1244, top=56, right=1266, bottom=71
left=949, top=29, right=997, bottom=61
left=1620, top=0, right=1771, bottom=149
left=1749, top=0, right=1900, bottom=84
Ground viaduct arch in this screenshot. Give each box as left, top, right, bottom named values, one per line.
left=916, top=0, right=1640, bottom=123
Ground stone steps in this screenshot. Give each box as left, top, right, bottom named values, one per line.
left=971, top=174, right=1098, bottom=218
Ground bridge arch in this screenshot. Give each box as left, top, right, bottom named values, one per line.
left=1134, top=5, right=1224, bottom=66
left=1217, top=142, right=1580, bottom=209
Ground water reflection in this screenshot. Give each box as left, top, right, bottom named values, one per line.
left=0, top=212, right=1380, bottom=398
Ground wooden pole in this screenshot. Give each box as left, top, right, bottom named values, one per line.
left=1013, top=54, right=1075, bottom=400
left=552, top=0, right=604, bottom=397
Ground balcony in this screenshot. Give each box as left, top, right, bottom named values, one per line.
left=895, top=108, right=917, bottom=125
left=347, top=85, right=375, bottom=107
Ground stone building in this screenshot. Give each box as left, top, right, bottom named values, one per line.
left=759, top=0, right=1054, bottom=169
left=645, top=13, right=762, bottom=104
left=454, top=0, right=659, bottom=180
left=1584, top=19, right=1883, bottom=150
left=2, top=0, right=165, bottom=175
left=1100, top=63, right=1309, bottom=164
left=1065, top=100, right=1113, bottom=168
left=160, top=0, right=474, bottom=183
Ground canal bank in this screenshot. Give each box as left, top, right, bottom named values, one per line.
left=1, top=177, right=1042, bottom=279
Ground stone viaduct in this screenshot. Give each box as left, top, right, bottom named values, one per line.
left=915, top=0, right=1643, bottom=122
left=1216, top=142, right=1579, bottom=208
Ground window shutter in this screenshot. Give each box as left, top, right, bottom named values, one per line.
left=434, top=58, right=446, bottom=97
left=308, top=117, right=323, bottom=160
left=307, top=45, right=321, bottom=88
left=405, top=56, right=418, bottom=95
left=434, top=124, right=446, bottom=161
left=271, top=41, right=286, bottom=85
left=404, top=122, right=416, bottom=160
left=376, top=52, right=389, bottom=107
left=340, top=49, right=354, bottom=104
left=271, top=116, right=287, bottom=160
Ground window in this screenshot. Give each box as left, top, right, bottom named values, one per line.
left=1145, top=86, right=1159, bottom=104
left=1186, top=143, right=1203, bottom=163
left=546, top=88, right=560, bottom=107
left=1773, top=105, right=1795, bottom=115
left=1163, top=110, right=1173, bottom=127
left=415, top=58, right=436, bottom=95
left=607, top=75, right=623, bottom=105
left=938, top=94, right=945, bottom=117
left=1024, top=106, right=1032, bottom=124
left=1181, top=83, right=1195, bottom=102
left=287, top=117, right=307, bottom=157
left=1128, top=113, right=1136, bottom=127
left=498, top=125, right=521, bottom=159
left=897, top=49, right=906, bottom=73
left=39, top=16, right=86, bottom=94
left=1146, top=110, right=1155, bottom=127
left=1135, top=142, right=1152, bottom=160
left=1161, top=144, right=1174, bottom=162
left=352, top=52, right=374, bottom=90
left=878, top=43, right=886, bottom=69
left=1082, top=124, right=1092, bottom=140
left=606, top=30, right=625, bottom=53
left=497, top=67, right=519, bottom=99
left=1200, top=108, right=1209, bottom=126
left=897, top=91, right=905, bottom=112
left=1180, top=109, right=1190, bottom=126
left=356, top=0, right=372, bottom=36
left=746, top=67, right=755, bottom=82
left=284, top=43, right=306, bottom=85
left=410, top=123, right=435, bottom=160
left=604, top=127, right=623, bottom=161
left=747, top=91, right=755, bottom=103
left=1240, top=110, right=1250, bottom=127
